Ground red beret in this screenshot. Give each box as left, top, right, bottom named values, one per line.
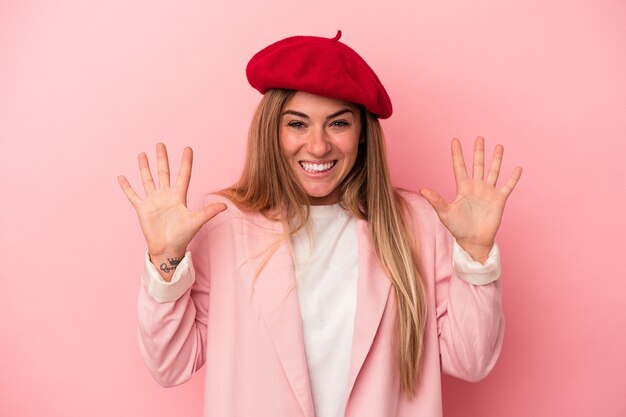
left=246, top=30, right=393, bottom=119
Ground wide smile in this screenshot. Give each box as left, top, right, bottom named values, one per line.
left=299, top=160, right=337, bottom=174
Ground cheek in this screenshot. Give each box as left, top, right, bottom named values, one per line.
left=278, top=130, right=295, bottom=158
left=342, top=135, right=361, bottom=162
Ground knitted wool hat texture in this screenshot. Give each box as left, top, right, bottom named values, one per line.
left=246, top=30, right=393, bottom=119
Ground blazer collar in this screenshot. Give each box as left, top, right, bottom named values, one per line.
left=242, top=214, right=392, bottom=417
left=346, top=218, right=393, bottom=400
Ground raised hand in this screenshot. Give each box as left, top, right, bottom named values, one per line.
left=117, top=143, right=227, bottom=279
left=419, top=137, right=522, bottom=264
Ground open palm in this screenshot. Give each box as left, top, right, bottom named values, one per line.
left=117, top=143, right=226, bottom=260
left=419, top=137, right=522, bottom=263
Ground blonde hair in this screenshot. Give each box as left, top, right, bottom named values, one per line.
left=220, top=88, right=427, bottom=397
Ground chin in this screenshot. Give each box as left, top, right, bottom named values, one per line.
left=304, top=189, right=340, bottom=205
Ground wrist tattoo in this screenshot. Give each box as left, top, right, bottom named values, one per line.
left=160, top=257, right=182, bottom=273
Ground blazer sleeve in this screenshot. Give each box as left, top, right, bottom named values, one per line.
left=434, top=214, right=505, bottom=382
left=135, top=200, right=212, bottom=388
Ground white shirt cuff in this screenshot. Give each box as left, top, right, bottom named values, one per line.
left=451, top=239, right=501, bottom=285
left=141, top=250, right=195, bottom=303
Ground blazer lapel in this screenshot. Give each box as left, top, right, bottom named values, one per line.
left=242, top=216, right=315, bottom=417
left=346, top=218, right=393, bottom=400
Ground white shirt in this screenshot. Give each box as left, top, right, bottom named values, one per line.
left=290, top=204, right=358, bottom=417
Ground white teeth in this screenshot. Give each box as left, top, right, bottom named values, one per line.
left=300, top=161, right=335, bottom=173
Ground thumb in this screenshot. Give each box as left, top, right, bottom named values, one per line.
left=191, top=202, right=227, bottom=228
left=419, top=188, right=448, bottom=215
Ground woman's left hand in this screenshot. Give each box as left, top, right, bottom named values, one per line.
left=419, top=137, right=522, bottom=264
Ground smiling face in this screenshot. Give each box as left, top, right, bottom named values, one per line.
left=279, top=91, right=362, bottom=205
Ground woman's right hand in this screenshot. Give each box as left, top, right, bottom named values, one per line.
left=117, top=143, right=227, bottom=280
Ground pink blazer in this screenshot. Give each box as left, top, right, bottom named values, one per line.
left=137, top=191, right=504, bottom=417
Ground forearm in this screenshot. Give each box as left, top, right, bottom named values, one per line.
left=149, top=251, right=186, bottom=282
left=435, top=222, right=504, bottom=381
left=438, top=277, right=504, bottom=381
left=455, top=241, right=492, bottom=265
left=137, top=285, right=206, bottom=387
left=137, top=250, right=207, bottom=387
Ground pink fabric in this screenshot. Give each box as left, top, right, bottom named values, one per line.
left=136, top=192, right=503, bottom=417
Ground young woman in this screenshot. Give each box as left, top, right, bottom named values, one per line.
left=118, top=31, right=522, bottom=417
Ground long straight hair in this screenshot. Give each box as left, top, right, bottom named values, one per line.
left=220, top=88, right=427, bottom=397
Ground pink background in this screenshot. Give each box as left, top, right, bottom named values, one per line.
left=1, top=0, right=625, bottom=416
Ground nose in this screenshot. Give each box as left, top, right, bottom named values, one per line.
left=304, top=127, right=332, bottom=157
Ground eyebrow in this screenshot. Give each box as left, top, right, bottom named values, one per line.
left=282, top=108, right=354, bottom=120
